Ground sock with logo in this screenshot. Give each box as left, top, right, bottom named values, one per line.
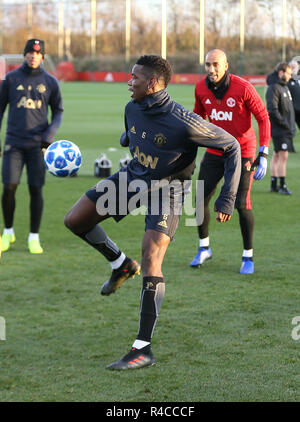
left=136, top=276, right=165, bottom=343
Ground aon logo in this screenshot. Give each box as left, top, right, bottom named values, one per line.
left=210, top=108, right=233, bottom=121
left=134, top=145, right=159, bottom=169
left=17, top=96, right=42, bottom=109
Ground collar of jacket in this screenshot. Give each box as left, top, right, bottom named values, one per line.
left=205, top=70, right=231, bottom=99
left=21, top=61, right=43, bottom=76
left=267, top=70, right=288, bottom=86
left=277, top=78, right=288, bottom=86
left=267, top=70, right=279, bottom=85
left=137, top=89, right=172, bottom=114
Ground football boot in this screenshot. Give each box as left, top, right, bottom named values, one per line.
left=190, top=247, right=212, bottom=267
left=28, top=239, right=43, bottom=254
left=101, top=257, right=140, bottom=295
left=1, top=233, right=16, bottom=252
left=240, top=257, right=254, bottom=274
left=107, top=345, right=155, bottom=370
left=278, top=186, right=292, bottom=195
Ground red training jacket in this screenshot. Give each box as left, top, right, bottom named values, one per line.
left=194, top=74, right=271, bottom=158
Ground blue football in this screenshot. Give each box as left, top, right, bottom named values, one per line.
left=44, top=140, right=82, bottom=177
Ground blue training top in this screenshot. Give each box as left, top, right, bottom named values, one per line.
left=120, top=89, right=241, bottom=216
left=0, top=62, right=63, bottom=149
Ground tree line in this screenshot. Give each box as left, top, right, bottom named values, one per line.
left=0, top=0, right=299, bottom=74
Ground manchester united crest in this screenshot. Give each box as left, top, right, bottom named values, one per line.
left=227, top=97, right=236, bottom=107
left=36, top=84, right=46, bottom=94
left=154, top=133, right=167, bottom=147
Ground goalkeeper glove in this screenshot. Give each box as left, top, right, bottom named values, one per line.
left=251, top=146, right=268, bottom=181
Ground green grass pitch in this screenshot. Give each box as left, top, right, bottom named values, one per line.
left=0, top=82, right=300, bottom=402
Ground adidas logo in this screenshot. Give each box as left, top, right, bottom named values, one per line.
left=130, top=126, right=136, bottom=134
left=16, top=85, right=24, bottom=90
left=205, top=98, right=211, bottom=104
left=128, top=355, right=146, bottom=365
left=157, top=220, right=168, bottom=228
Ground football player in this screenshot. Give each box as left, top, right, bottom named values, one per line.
left=266, top=62, right=296, bottom=195
left=190, top=49, right=271, bottom=274
left=0, top=39, right=63, bottom=254
left=64, top=55, right=241, bottom=370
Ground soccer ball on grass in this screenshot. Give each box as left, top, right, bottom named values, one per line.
left=44, top=140, right=82, bottom=177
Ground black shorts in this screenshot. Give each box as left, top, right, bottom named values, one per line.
left=198, top=152, right=254, bottom=210
left=1, top=144, right=46, bottom=186
left=86, top=170, right=186, bottom=239
left=272, top=137, right=294, bottom=153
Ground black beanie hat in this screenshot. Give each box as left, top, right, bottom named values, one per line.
left=24, top=39, right=45, bottom=57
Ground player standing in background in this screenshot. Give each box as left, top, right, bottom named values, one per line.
left=64, top=55, right=241, bottom=370
left=0, top=39, right=63, bottom=254
left=266, top=62, right=296, bottom=195
left=190, top=49, right=271, bottom=275
left=288, top=60, right=300, bottom=143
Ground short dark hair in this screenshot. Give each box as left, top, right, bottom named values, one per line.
left=275, top=62, right=291, bottom=73
left=135, top=55, right=172, bottom=87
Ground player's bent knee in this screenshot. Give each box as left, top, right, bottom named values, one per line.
left=63, top=209, right=82, bottom=233
left=64, top=211, right=75, bottom=231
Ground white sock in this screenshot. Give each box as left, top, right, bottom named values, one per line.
left=132, top=339, right=150, bottom=350
left=243, top=249, right=253, bottom=258
left=110, top=252, right=126, bottom=269
left=28, top=233, right=39, bottom=242
left=200, top=237, right=209, bottom=247
left=3, top=227, right=14, bottom=235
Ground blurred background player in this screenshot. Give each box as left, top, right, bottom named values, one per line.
left=288, top=59, right=300, bottom=151
left=64, top=54, right=241, bottom=370
left=190, top=49, right=271, bottom=275
left=0, top=39, right=63, bottom=254
left=266, top=62, right=296, bottom=195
